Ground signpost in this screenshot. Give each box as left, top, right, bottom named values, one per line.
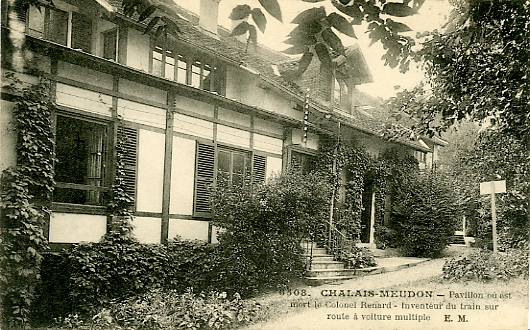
left=479, top=180, right=506, bottom=253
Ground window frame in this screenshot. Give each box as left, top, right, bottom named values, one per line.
left=287, top=146, right=317, bottom=174
left=150, top=37, right=226, bottom=95
left=25, top=3, right=92, bottom=53
left=52, top=111, right=113, bottom=209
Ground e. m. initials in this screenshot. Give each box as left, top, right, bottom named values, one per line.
left=444, top=315, right=468, bottom=322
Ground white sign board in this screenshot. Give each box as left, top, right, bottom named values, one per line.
left=480, top=180, right=506, bottom=195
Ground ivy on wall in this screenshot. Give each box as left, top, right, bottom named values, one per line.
left=1, top=74, right=55, bottom=327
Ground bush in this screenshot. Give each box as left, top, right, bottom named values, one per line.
left=337, top=246, right=377, bottom=269
left=211, top=171, right=331, bottom=296
left=443, top=248, right=529, bottom=282
left=90, top=289, right=261, bottom=330
left=390, top=171, right=458, bottom=257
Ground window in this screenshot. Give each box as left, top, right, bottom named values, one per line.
left=218, top=148, right=250, bottom=187
left=54, top=115, right=109, bottom=206
left=26, top=5, right=92, bottom=53
left=193, top=143, right=265, bottom=216
left=102, top=29, right=118, bottom=61
left=290, top=150, right=316, bottom=174
left=151, top=41, right=226, bottom=94
left=415, top=150, right=426, bottom=163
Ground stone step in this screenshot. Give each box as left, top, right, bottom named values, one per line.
left=306, top=268, right=355, bottom=278
left=309, top=260, right=345, bottom=270
left=304, top=254, right=334, bottom=261
left=302, top=247, right=327, bottom=255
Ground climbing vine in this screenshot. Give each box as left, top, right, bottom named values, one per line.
left=315, top=137, right=372, bottom=242
left=0, top=74, right=55, bottom=327
left=104, top=124, right=136, bottom=243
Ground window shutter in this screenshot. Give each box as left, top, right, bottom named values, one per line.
left=253, top=154, right=266, bottom=184
left=117, top=126, right=138, bottom=203
left=13, top=1, right=27, bottom=22
left=71, top=12, right=92, bottom=53
left=194, top=143, right=215, bottom=215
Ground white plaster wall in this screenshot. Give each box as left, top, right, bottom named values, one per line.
left=266, top=156, right=283, bottom=180
left=132, top=217, right=161, bottom=244
left=291, top=129, right=319, bottom=150
left=49, top=213, right=106, bottom=243
left=218, top=107, right=251, bottom=127
left=254, top=134, right=283, bottom=155
left=56, top=83, right=113, bottom=116
left=170, top=136, right=195, bottom=215
left=119, top=79, right=167, bottom=104
left=0, top=101, right=16, bottom=173
left=176, top=97, right=215, bottom=118
left=254, top=117, right=283, bottom=136
left=173, top=113, right=214, bottom=140
left=126, top=28, right=150, bottom=72
left=225, top=68, right=301, bottom=120
left=136, top=129, right=165, bottom=213
left=217, top=125, right=250, bottom=148
left=168, top=219, right=209, bottom=241
left=57, top=61, right=113, bottom=89
left=117, top=99, right=166, bottom=129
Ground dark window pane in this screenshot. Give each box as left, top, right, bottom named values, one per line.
left=71, top=12, right=92, bottom=52
left=233, top=153, right=245, bottom=175
left=218, top=150, right=230, bottom=173
left=103, top=29, right=117, bottom=61
left=47, top=8, right=68, bottom=45
left=54, top=116, right=107, bottom=205
left=27, top=6, right=44, bottom=38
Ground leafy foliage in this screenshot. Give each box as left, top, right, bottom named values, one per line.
left=443, top=248, right=529, bottom=282
left=390, top=170, right=458, bottom=257
left=386, top=0, right=529, bottom=143
left=0, top=75, right=55, bottom=327
left=210, top=171, right=330, bottom=296
left=337, top=246, right=377, bottom=269
left=94, top=289, right=261, bottom=330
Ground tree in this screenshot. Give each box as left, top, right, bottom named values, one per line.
left=386, top=0, right=529, bottom=144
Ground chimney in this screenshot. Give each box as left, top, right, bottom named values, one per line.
left=199, top=0, right=221, bottom=37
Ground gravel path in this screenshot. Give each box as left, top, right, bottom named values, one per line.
left=241, top=256, right=529, bottom=330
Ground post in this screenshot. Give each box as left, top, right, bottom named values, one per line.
left=491, top=182, right=498, bottom=253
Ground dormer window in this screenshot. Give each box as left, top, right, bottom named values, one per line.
left=151, top=39, right=226, bottom=95
left=26, top=4, right=92, bottom=53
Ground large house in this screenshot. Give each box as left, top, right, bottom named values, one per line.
left=0, top=0, right=434, bottom=248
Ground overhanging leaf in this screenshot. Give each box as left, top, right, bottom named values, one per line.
left=284, top=34, right=317, bottom=46
left=386, top=18, right=412, bottom=33
left=230, top=21, right=250, bottom=37
left=314, top=43, right=332, bottom=69
left=382, top=3, right=417, bottom=17
left=251, top=8, right=267, bottom=33
left=248, top=24, right=258, bottom=48
left=322, top=28, right=345, bottom=55
left=230, top=4, right=252, bottom=20
left=331, top=0, right=363, bottom=24
left=258, top=0, right=283, bottom=22
left=282, top=45, right=309, bottom=55
left=302, top=0, right=325, bottom=2
left=298, top=50, right=314, bottom=73
left=291, top=6, right=326, bottom=24
left=327, top=12, right=356, bottom=38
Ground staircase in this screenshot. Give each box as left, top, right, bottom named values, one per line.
left=450, top=233, right=466, bottom=245
left=302, top=240, right=356, bottom=281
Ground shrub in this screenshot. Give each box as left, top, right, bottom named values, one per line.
left=211, top=171, right=331, bottom=296
left=443, top=248, right=529, bottom=282
left=92, top=289, right=261, bottom=330
left=390, top=171, right=458, bottom=257
left=337, top=246, right=377, bottom=269
left=62, top=239, right=224, bottom=316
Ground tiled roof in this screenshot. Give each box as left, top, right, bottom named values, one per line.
left=103, top=0, right=429, bottom=151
